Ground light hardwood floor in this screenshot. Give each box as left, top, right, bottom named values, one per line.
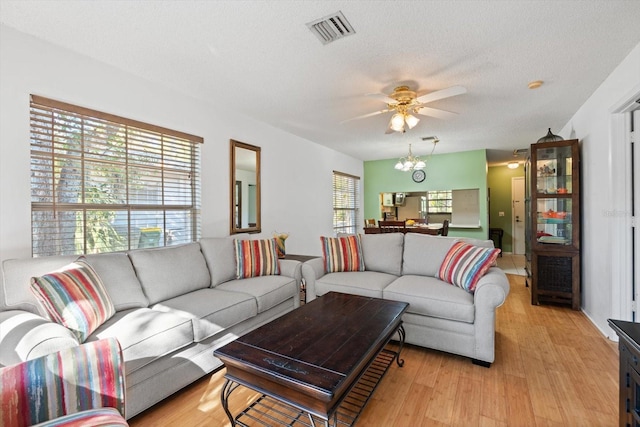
left=129, top=274, right=619, bottom=426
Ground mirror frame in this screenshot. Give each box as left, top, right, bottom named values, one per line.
left=230, top=139, right=261, bottom=234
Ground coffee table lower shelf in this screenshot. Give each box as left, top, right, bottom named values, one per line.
left=227, top=348, right=398, bottom=427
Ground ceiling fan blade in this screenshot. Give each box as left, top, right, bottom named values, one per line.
left=340, top=109, right=391, bottom=124
left=416, top=85, right=467, bottom=104
left=414, top=106, right=458, bottom=120
left=366, top=93, right=396, bottom=104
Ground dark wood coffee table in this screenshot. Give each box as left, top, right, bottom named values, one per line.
left=214, top=292, right=408, bottom=426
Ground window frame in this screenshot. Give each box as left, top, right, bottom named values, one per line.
left=427, top=190, right=453, bottom=214
left=29, top=95, right=203, bottom=256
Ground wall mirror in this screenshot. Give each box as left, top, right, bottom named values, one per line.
left=230, top=139, right=261, bottom=234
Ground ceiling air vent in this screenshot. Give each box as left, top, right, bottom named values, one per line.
left=306, top=11, right=355, bottom=45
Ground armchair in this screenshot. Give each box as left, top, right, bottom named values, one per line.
left=0, top=337, right=127, bottom=427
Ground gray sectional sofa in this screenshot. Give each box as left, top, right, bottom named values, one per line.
left=302, top=233, right=510, bottom=366
left=0, top=237, right=302, bottom=418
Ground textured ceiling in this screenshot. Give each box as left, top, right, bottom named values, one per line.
left=2, top=1, right=640, bottom=165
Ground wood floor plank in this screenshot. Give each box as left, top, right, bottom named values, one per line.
left=129, top=274, right=620, bottom=427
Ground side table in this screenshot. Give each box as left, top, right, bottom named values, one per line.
left=282, top=254, right=320, bottom=304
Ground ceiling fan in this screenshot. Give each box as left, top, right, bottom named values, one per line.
left=343, top=84, right=467, bottom=133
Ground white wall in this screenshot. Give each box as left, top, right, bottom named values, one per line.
left=0, top=25, right=363, bottom=261
left=559, top=42, right=640, bottom=336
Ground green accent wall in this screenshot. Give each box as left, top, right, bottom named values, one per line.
left=487, top=164, right=525, bottom=253
left=363, top=149, right=489, bottom=239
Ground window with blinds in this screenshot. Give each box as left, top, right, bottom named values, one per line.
left=30, top=95, right=202, bottom=257
left=333, top=171, right=360, bottom=234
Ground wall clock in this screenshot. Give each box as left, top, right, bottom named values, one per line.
left=412, top=169, right=426, bottom=183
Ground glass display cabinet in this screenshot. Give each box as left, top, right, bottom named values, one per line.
left=529, top=139, right=580, bottom=309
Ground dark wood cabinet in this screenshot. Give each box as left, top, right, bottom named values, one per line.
left=529, top=139, right=581, bottom=309
left=608, top=319, right=640, bottom=427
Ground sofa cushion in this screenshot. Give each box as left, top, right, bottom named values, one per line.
left=30, top=258, right=116, bottom=342
left=200, top=236, right=251, bottom=287
left=2, top=255, right=77, bottom=314
left=128, top=243, right=211, bottom=305
left=89, top=308, right=193, bottom=373
left=402, top=234, right=456, bottom=277
left=437, top=241, right=501, bottom=293
left=217, top=275, right=297, bottom=313
left=151, top=288, right=257, bottom=341
left=321, top=235, right=365, bottom=273
left=235, top=238, right=280, bottom=279
left=315, top=271, right=397, bottom=299
left=84, top=253, right=148, bottom=310
left=361, top=233, right=404, bottom=276
left=383, top=275, right=475, bottom=323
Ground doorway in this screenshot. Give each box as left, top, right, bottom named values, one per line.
left=511, top=176, right=525, bottom=255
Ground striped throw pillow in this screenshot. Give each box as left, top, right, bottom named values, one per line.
left=437, top=241, right=501, bottom=293
left=30, top=257, right=115, bottom=342
left=0, top=338, right=126, bottom=426
left=321, top=235, right=365, bottom=273
left=235, top=238, right=281, bottom=279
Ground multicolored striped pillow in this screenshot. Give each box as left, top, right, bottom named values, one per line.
left=0, top=337, right=126, bottom=426
left=437, top=241, right=501, bottom=293
left=30, top=257, right=115, bottom=342
left=321, top=235, right=365, bottom=273
left=235, top=238, right=281, bottom=279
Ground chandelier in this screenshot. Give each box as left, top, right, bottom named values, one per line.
left=394, top=137, right=439, bottom=172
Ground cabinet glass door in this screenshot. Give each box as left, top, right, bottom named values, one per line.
left=536, top=198, right=572, bottom=245
left=533, top=144, right=576, bottom=247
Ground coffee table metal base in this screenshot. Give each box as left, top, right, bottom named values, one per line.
left=221, top=328, right=405, bottom=427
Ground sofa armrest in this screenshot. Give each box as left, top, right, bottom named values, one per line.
left=301, top=257, right=326, bottom=301
left=0, top=337, right=126, bottom=426
left=0, top=310, right=79, bottom=367
left=473, top=267, right=510, bottom=308
left=278, top=259, right=302, bottom=287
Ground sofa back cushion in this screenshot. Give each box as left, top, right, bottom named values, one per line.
left=128, top=243, right=210, bottom=304
left=402, top=234, right=457, bottom=277
left=199, top=236, right=248, bottom=287
left=84, top=253, right=148, bottom=310
left=360, top=233, right=404, bottom=276
left=1, top=253, right=147, bottom=315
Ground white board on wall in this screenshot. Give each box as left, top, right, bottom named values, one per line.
left=451, top=189, right=480, bottom=225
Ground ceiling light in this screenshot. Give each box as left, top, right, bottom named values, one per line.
left=528, top=80, right=544, bottom=89
left=394, top=139, right=438, bottom=173
left=507, top=161, right=519, bottom=169
left=405, top=114, right=420, bottom=129
left=388, top=111, right=421, bottom=133
left=390, top=113, right=405, bottom=132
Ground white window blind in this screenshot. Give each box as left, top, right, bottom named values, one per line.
left=30, top=95, right=202, bottom=256
left=333, top=171, right=360, bottom=234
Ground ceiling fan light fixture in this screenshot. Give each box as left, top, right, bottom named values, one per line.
left=414, top=160, right=426, bottom=169
left=405, top=114, right=420, bottom=129
left=394, top=160, right=404, bottom=170
left=390, top=113, right=405, bottom=132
